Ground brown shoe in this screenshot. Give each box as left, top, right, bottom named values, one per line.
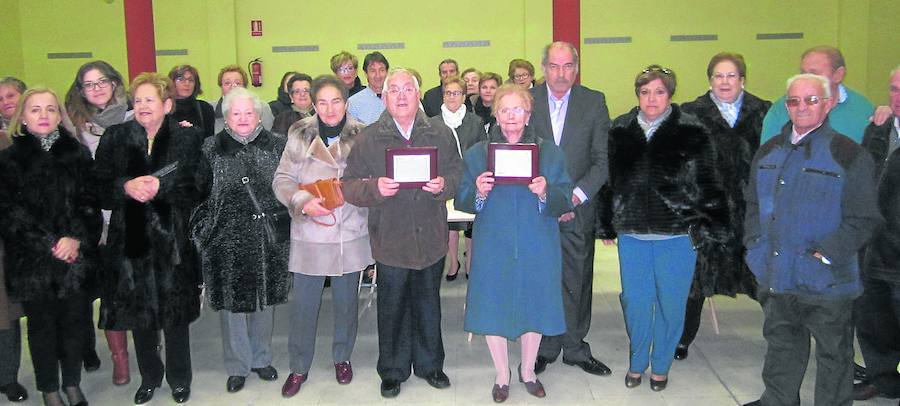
left=281, top=373, right=307, bottom=398
left=491, top=384, right=509, bottom=403
left=334, top=361, right=353, bottom=384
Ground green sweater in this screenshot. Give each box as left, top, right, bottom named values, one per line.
left=760, top=85, right=874, bottom=144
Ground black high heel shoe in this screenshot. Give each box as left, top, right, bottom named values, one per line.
left=64, top=386, right=88, bottom=406
left=445, top=260, right=461, bottom=281
left=42, top=391, right=65, bottom=406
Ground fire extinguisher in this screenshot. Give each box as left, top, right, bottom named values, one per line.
left=249, top=58, right=263, bottom=87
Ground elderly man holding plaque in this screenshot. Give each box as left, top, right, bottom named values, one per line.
left=456, top=83, right=573, bottom=402
left=342, top=68, right=462, bottom=399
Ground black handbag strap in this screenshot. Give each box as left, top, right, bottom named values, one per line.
left=241, top=175, right=266, bottom=216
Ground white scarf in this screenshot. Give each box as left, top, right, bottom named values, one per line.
left=440, top=104, right=466, bottom=129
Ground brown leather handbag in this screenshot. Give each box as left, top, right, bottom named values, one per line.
left=299, top=178, right=345, bottom=210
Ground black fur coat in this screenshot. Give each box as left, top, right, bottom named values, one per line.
left=191, top=129, right=290, bottom=312
left=0, top=128, right=101, bottom=301
left=680, top=92, right=770, bottom=298
left=93, top=117, right=210, bottom=330
left=597, top=105, right=733, bottom=292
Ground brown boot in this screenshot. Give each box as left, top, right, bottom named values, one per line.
left=106, top=330, right=130, bottom=385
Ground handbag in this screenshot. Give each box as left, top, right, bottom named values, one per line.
left=242, top=175, right=290, bottom=244
left=299, top=178, right=345, bottom=210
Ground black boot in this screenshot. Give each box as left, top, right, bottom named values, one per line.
left=63, top=386, right=88, bottom=406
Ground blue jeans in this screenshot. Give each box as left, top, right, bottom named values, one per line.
left=617, top=235, right=696, bottom=375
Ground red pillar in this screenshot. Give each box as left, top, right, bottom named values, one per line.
left=123, top=0, right=156, bottom=81
left=552, top=0, right=580, bottom=82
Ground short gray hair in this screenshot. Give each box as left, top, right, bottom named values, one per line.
left=384, top=68, right=420, bottom=92
left=786, top=73, right=832, bottom=99
left=222, top=87, right=264, bottom=117
left=541, top=41, right=579, bottom=74
left=890, top=65, right=900, bottom=80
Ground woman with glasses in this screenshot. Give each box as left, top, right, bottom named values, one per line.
left=93, top=73, right=210, bottom=404
left=0, top=88, right=101, bottom=406
left=456, top=84, right=572, bottom=402
left=168, top=65, right=216, bottom=139
left=272, top=73, right=314, bottom=136
left=64, top=60, right=133, bottom=385
left=330, top=51, right=365, bottom=97
left=507, top=59, right=535, bottom=89
left=597, top=65, right=727, bottom=391
left=210, top=65, right=274, bottom=134
left=676, top=53, right=770, bottom=360
left=269, top=71, right=301, bottom=118
left=272, top=75, right=371, bottom=397
left=430, top=77, right=484, bottom=281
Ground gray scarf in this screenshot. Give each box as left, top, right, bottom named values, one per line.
left=39, top=129, right=61, bottom=151
left=225, top=123, right=264, bottom=145
left=91, top=95, right=129, bottom=130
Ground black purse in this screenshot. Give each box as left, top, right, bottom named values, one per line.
left=241, top=175, right=290, bottom=244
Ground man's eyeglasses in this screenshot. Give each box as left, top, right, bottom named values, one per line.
left=81, top=78, right=111, bottom=92
left=387, top=86, right=416, bottom=96
left=785, top=95, right=828, bottom=107
left=547, top=63, right=575, bottom=72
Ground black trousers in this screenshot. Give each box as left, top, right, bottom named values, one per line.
left=856, top=277, right=900, bottom=397
left=679, top=296, right=705, bottom=346
left=133, top=324, right=192, bottom=388
left=759, top=292, right=854, bottom=406
left=539, top=202, right=596, bottom=362
left=81, top=297, right=97, bottom=358
left=375, top=258, right=445, bottom=382
left=0, top=321, right=22, bottom=386
left=23, top=293, right=88, bottom=392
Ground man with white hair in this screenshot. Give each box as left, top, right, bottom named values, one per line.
left=742, top=73, right=882, bottom=406
left=342, top=68, right=462, bottom=399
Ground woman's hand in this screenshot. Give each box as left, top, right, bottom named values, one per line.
left=302, top=197, right=333, bottom=217
left=52, top=237, right=81, bottom=263
left=476, top=171, right=494, bottom=197
left=124, top=176, right=160, bottom=203
left=528, top=176, right=547, bottom=199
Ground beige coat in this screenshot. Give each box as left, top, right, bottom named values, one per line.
left=272, top=116, right=372, bottom=276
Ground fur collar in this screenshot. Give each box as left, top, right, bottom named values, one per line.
left=214, top=128, right=277, bottom=156
left=11, top=126, right=83, bottom=165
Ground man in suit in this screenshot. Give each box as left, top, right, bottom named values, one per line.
left=422, top=59, right=459, bottom=117
left=529, top=41, right=612, bottom=376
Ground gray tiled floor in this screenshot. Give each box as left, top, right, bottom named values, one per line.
left=11, top=244, right=898, bottom=405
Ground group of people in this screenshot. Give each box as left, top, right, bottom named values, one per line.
left=0, top=39, right=896, bottom=406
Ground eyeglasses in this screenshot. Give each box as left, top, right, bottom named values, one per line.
left=514, top=73, right=532, bottom=80
left=81, top=78, right=111, bottom=92
left=443, top=90, right=463, bottom=97
left=547, top=63, right=576, bottom=72
left=785, top=95, right=828, bottom=107
left=498, top=106, right=529, bottom=116
left=642, top=67, right=672, bottom=75
left=336, top=66, right=355, bottom=74
left=291, top=89, right=310, bottom=96
left=386, top=86, right=416, bottom=96
left=175, top=76, right=196, bottom=84
left=222, top=81, right=244, bottom=88
left=712, top=72, right=739, bottom=81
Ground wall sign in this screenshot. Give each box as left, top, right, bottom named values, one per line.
left=251, top=20, right=262, bottom=37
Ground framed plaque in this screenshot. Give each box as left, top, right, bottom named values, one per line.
left=386, top=146, right=438, bottom=188
left=487, top=143, right=539, bottom=184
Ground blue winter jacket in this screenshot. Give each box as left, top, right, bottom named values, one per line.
left=743, top=121, right=881, bottom=298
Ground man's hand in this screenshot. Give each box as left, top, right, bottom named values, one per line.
left=377, top=177, right=400, bottom=197
left=422, top=176, right=445, bottom=194
left=871, top=105, right=892, bottom=126
left=559, top=212, right=575, bottom=222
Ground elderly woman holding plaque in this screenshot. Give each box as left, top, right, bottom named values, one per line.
left=455, top=83, right=573, bottom=403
